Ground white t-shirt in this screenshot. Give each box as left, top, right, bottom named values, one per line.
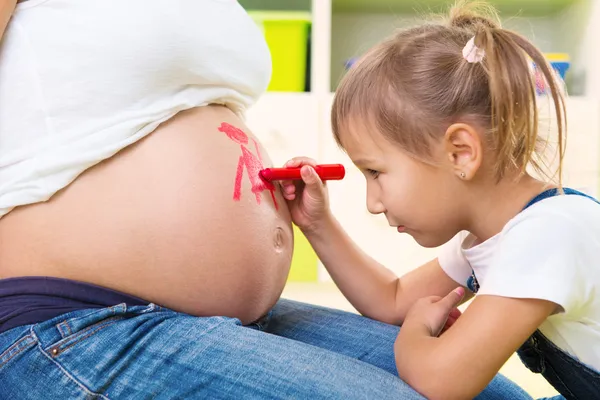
left=439, top=193, right=600, bottom=371
left=0, top=0, right=271, bottom=218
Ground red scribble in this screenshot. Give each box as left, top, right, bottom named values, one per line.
left=218, top=122, right=278, bottom=209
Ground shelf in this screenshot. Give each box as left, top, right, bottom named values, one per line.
left=238, top=0, right=311, bottom=12
left=330, top=0, right=590, bottom=93
left=238, top=0, right=595, bottom=96
left=333, top=0, right=578, bottom=16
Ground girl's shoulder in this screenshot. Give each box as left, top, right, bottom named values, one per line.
left=503, top=191, right=600, bottom=239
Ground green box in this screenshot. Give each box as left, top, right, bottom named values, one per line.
left=248, top=11, right=311, bottom=92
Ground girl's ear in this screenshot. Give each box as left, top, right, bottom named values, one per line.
left=444, top=123, right=483, bottom=180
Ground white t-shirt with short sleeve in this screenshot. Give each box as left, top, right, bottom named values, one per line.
left=439, top=193, right=600, bottom=371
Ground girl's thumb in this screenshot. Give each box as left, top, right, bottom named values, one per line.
left=301, top=165, right=324, bottom=193
left=441, top=287, right=465, bottom=311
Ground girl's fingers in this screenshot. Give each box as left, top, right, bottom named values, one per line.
left=285, top=157, right=318, bottom=168
left=448, top=308, right=462, bottom=319
left=282, top=183, right=296, bottom=194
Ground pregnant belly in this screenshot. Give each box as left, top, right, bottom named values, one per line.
left=0, top=105, right=294, bottom=324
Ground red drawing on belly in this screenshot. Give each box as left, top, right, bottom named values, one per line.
left=218, top=122, right=278, bottom=210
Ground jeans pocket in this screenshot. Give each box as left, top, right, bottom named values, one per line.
left=47, top=303, right=158, bottom=356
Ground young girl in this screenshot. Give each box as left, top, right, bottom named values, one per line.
left=283, top=2, right=600, bottom=399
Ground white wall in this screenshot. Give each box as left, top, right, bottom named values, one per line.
left=554, top=0, right=593, bottom=96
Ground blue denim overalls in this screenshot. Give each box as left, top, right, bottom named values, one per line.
left=467, top=188, right=600, bottom=400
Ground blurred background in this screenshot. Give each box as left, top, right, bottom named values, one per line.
left=236, top=1, right=600, bottom=396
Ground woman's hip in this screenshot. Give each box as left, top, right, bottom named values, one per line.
left=0, top=302, right=424, bottom=399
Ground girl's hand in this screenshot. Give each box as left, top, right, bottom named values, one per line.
left=280, top=157, right=331, bottom=233
left=442, top=307, right=462, bottom=334
left=404, top=287, right=466, bottom=337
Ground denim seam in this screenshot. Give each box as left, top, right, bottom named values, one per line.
left=0, top=334, right=36, bottom=369
left=52, top=317, right=123, bottom=354
left=63, top=304, right=124, bottom=328
left=31, top=328, right=110, bottom=400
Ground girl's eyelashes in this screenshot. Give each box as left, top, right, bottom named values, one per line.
left=366, top=169, right=380, bottom=179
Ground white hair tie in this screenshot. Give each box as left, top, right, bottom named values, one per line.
left=462, top=36, right=485, bottom=63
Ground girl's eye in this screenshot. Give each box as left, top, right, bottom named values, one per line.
left=366, top=169, right=380, bottom=178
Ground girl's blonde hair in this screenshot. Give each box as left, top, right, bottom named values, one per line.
left=331, top=1, right=566, bottom=183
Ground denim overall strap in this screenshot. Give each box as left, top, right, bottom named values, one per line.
left=471, top=187, right=600, bottom=400
left=523, top=187, right=599, bottom=209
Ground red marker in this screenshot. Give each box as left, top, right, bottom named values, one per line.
left=259, top=164, right=345, bottom=182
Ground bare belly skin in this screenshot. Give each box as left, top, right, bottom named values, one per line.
left=0, top=105, right=294, bottom=324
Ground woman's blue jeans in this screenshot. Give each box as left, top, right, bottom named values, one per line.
left=0, top=299, right=532, bottom=399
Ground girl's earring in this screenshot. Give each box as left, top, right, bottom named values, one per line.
left=460, top=172, right=466, bottom=179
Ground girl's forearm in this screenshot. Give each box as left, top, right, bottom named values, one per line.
left=303, top=213, right=401, bottom=323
